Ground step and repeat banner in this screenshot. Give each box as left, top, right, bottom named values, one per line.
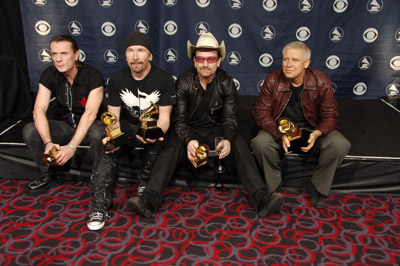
left=20, top=0, right=400, bottom=98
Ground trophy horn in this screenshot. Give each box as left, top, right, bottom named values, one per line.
left=190, top=144, right=210, bottom=168
left=101, top=112, right=118, bottom=126
left=40, top=145, right=58, bottom=165
left=278, top=117, right=292, bottom=133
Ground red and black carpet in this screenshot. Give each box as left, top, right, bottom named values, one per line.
left=1, top=179, right=399, bottom=266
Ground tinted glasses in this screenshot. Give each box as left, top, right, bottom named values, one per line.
left=195, top=56, right=218, bottom=63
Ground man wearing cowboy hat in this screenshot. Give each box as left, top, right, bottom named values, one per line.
left=127, top=32, right=284, bottom=219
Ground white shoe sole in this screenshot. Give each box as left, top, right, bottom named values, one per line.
left=87, top=221, right=105, bottom=231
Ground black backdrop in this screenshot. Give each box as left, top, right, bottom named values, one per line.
left=0, top=1, right=32, bottom=132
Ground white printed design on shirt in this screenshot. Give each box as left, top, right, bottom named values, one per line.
left=120, top=88, right=160, bottom=110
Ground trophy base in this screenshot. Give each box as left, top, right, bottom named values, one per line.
left=105, top=133, right=131, bottom=151
left=139, top=127, right=164, bottom=140
left=287, top=129, right=310, bottom=152
left=191, top=159, right=207, bottom=168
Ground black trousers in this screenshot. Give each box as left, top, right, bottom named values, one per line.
left=23, top=119, right=164, bottom=212
left=142, top=126, right=270, bottom=211
left=89, top=120, right=165, bottom=212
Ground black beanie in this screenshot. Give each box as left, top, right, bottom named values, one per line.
left=125, top=32, right=152, bottom=53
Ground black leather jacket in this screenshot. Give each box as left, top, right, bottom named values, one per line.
left=173, top=68, right=238, bottom=144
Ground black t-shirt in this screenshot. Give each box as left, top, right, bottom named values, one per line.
left=189, top=76, right=215, bottom=129
left=39, top=63, right=105, bottom=127
left=106, top=65, right=176, bottom=124
left=281, top=84, right=311, bottom=128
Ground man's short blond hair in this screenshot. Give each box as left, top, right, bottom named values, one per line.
left=282, top=41, right=311, bottom=61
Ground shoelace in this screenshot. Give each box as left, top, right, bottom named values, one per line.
left=89, top=212, right=104, bottom=220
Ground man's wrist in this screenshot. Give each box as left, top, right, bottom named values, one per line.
left=68, top=143, right=77, bottom=152
left=44, top=140, right=53, bottom=146
left=312, top=131, right=318, bottom=140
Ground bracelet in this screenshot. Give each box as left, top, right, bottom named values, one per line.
left=68, top=143, right=77, bottom=152
left=312, top=131, right=318, bottom=140
left=44, top=140, right=53, bottom=146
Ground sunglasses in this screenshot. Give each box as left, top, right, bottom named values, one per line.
left=195, top=56, right=218, bottom=63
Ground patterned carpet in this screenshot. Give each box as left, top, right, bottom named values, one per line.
left=0, top=178, right=399, bottom=266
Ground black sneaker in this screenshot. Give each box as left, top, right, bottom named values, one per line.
left=306, top=181, right=327, bottom=209
left=87, top=211, right=108, bottom=230
left=27, top=174, right=62, bottom=196
left=258, top=192, right=285, bottom=218
left=127, top=196, right=152, bottom=218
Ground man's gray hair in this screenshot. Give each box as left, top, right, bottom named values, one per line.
left=282, top=41, right=311, bottom=60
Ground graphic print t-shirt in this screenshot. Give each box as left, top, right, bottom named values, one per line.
left=106, top=65, right=176, bottom=125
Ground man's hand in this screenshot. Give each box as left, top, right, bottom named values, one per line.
left=187, top=140, right=199, bottom=161
left=44, top=142, right=55, bottom=154
left=281, top=134, right=292, bottom=154
left=216, top=139, right=231, bottom=159
left=102, top=136, right=120, bottom=154
left=300, top=130, right=319, bottom=153
left=136, top=134, right=164, bottom=144
left=52, top=143, right=75, bottom=166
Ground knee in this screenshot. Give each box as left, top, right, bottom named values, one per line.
left=22, top=123, right=38, bottom=143
left=336, top=137, right=351, bottom=155
left=87, top=121, right=105, bottom=141
left=324, top=131, right=351, bottom=155
left=251, top=131, right=275, bottom=153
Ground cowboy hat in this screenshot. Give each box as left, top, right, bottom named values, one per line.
left=187, top=32, right=226, bottom=61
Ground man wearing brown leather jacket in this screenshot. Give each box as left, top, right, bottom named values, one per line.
left=127, top=32, right=284, bottom=218
left=252, top=41, right=351, bottom=209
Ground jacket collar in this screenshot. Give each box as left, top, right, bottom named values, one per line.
left=277, top=68, right=317, bottom=92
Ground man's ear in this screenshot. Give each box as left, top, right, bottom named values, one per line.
left=74, top=50, right=79, bottom=61
left=304, top=59, right=310, bottom=69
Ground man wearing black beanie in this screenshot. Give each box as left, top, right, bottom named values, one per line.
left=87, top=31, right=176, bottom=230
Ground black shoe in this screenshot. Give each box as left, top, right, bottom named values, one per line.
left=310, top=195, right=326, bottom=209
left=137, top=183, right=147, bottom=196
left=258, top=192, right=284, bottom=218
left=127, top=196, right=152, bottom=218
left=27, top=174, right=62, bottom=196
left=87, top=210, right=108, bottom=231
left=306, top=181, right=327, bottom=209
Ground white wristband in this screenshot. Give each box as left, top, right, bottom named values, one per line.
left=68, top=143, right=77, bottom=152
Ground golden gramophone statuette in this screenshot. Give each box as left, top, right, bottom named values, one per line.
left=40, top=145, right=58, bottom=165
left=190, top=144, right=210, bottom=168
left=139, top=101, right=164, bottom=140
left=277, top=117, right=310, bottom=152
left=101, top=112, right=130, bottom=151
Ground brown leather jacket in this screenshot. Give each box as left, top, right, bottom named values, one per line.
left=253, top=67, right=339, bottom=141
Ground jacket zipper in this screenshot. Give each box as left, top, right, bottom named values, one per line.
left=66, top=82, right=76, bottom=128
left=188, top=85, right=202, bottom=121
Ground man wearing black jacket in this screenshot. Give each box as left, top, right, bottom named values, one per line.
left=127, top=32, right=284, bottom=218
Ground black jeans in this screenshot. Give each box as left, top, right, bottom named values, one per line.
left=142, top=126, right=269, bottom=211
left=89, top=120, right=165, bottom=212
left=22, top=120, right=104, bottom=177
left=23, top=119, right=164, bottom=212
